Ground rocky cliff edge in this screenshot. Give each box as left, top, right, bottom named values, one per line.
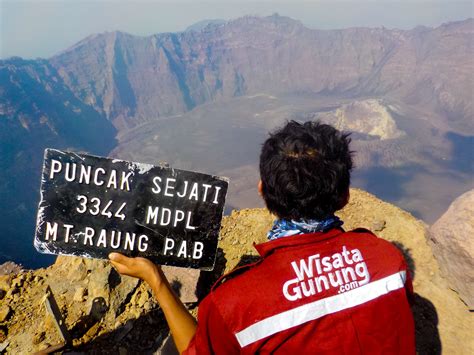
left=0, top=189, right=472, bottom=354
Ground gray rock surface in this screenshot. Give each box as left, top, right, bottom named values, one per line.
left=0, top=262, right=23, bottom=276
left=429, top=189, right=474, bottom=309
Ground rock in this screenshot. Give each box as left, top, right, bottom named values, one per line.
left=11, top=277, right=23, bottom=289
left=131, top=308, right=141, bottom=319
left=143, top=300, right=153, bottom=312
left=85, top=259, right=111, bottom=302
left=68, top=259, right=88, bottom=282
left=114, top=321, right=133, bottom=342
left=319, top=99, right=405, bottom=140
left=1, top=190, right=473, bottom=353
left=137, top=291, right=148, bottom=308
left=32, top=331, right=46, bottom=345
left=105, top=271, right=140, bottom=326
left=429, top=189, right=474, bottom=309
left=372, top=220, right=386, bottom=232
left=0, top=326, right=7, bottom=342
left=162, top=266, right=201, bottom=303
left=73, top=287, right=87, bottom=302
left=0, top=340, right=9, bottom=352
left=0, top=262, right=23, bottom=275
left=154, top=334, right=178, bottom=355
left=33, top=275, right=42, bottom=283
left=0, top=275, right=11, bottom=291
left=0, top=306, right=11, bottom=322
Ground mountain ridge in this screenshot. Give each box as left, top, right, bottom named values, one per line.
left=49, top=16, right=474, bottom=57
left=45, top=15, right=473, bottom=132
left=1, top=14, right=472, bottom=268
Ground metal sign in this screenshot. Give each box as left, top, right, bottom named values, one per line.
left=34, top=149, right=228, bottom=270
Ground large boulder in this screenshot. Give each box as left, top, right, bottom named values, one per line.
left=429, top=189, right=474, bottom=309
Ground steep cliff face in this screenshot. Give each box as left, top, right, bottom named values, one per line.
left=0, top=189, right=472, bottom=354
left=0, top=58, right=116, bottom=153
left=374, top=20, right=474, bottom=131
left=0, top=58, right=117, bottom=267
left=49, top=16, right=473, bottom=132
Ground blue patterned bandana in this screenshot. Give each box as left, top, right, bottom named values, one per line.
left=267, top=216, right=343, bottom=240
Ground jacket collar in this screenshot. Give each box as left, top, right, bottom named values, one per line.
left=254, top=227, right=345, bottom=258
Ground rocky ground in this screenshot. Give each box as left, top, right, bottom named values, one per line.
left=0, top=189, right=472, bottom=354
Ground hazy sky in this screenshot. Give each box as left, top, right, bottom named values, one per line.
left=1, top=0, right=473, bottom=59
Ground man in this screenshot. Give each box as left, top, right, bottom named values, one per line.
left=110, top=121, right=415, bottom=354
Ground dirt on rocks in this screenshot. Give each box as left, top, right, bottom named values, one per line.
left=0, top=189, right=472, bottom=354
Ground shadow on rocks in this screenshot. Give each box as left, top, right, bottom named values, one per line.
left=70, top=297, right=108, bottom=340
left=195, top=248, right=227, bottom=302
left=391, top=241, right=441, bottom=355
left=412, top=294, right=442, bottom=355
left=235, top=254, right=261, bottom=268
left=68, top=308, right=171, bottom=354
left=63, top=249, right=229, bottom=354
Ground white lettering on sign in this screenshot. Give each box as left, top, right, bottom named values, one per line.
left=65, top=163, right=76, bottom=182
left=63, top=224, right=74, bottom=243
left=94, top=168, right=106, bottom=186
left=163, top=237, right=175, bottom=255
left=150, top=177, right=221, bottom=204
left=75, top=195, right=127, bottom=220
left=151, top=176, right=162, bottom=193
left=177, top=181, right=188, bottom=198
left=43, top=222, right=151, bottom=252
left=107, top=170, right=118, bottom=189
left=50, top=160, right=62, bottom=180
left=45, top=222, right=58, bottom=241
left=145, top=206, right=197, bottom=230
left=163, top=237, right=204, bottom=260
left=37, top=150, right=228, bottom=268
left=282, top=246, right=370, bottom=301
left=48, top=159, right=132, bottom=191
left=79, top=165, right=92, bottom=184
left=164, top=178, right=176, bottom=197
left=193, top=242, right=204, bottom=259
left=84, top=227, right=95, bottom=246
left=124, top=232, right=135, bottom=251
left=138, top=235, right=149, bottom=252
left=120, top=172, right=132, bottom=191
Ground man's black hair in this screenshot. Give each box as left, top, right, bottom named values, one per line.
left=259, top=120, right=353, bottom=220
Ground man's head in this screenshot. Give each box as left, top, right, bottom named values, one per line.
left=259, top=120, right=353, bottom=220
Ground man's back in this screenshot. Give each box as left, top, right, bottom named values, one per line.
left=186, top=228, right=415, bottom=354
left=111, top=121, right=416, bottom=354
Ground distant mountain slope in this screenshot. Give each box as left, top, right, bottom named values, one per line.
left=111, top=94, right=474, bottom=224
left=185, top=19, right=226, bottom=32
left=49, top=15, right=473, bottom=132
left=0, top=58, right=116, bottom=267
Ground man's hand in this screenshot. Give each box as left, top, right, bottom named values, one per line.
left=109, top=253, right=163, bottom=290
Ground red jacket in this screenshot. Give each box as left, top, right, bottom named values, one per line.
left=184, top=228, right=415, bottom=354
